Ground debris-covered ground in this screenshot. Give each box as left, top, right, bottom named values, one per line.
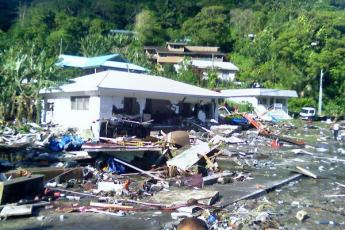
left=0, top=118, right=345, bottom=230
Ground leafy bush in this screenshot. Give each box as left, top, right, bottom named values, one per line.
left=324, top=99, right=345, bottom=117
left=225, top=100, right=254, bottom=113
left=288, top=97, right=316, bottom=113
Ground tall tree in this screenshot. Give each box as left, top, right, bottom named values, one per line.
left=134, top=9, right=165, bottom=45
left=182, top=6, right=232, bottom=50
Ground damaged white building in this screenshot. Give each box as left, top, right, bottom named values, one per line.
left=40, top=70, right=224, bottom=137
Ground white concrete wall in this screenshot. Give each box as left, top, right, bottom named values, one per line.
left=217, top=71, right=236, bottom=81
left=99, top=96, right=124, bottom=119
left=43, top=95, right=100, bottom=130
left=99, top=88, right=214, bottom=104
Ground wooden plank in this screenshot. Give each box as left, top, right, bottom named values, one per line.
left=90, top=201, right=134, bottom=210
left=295, top=166, right=318, bottom=179
left=203, top=154, right=215, bottom=169
left=113, top=157, right=165, bottom=182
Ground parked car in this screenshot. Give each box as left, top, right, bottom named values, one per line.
left=299, top=107, right=316, bottom=120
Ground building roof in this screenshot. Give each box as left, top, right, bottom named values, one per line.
left=56, top=54, right=147, bottom=72
left=109, top=29, right=137, bottom=34
left=102, top=61, right=148, bottom=72
left=144, top=47, right=225, bottom=56
left=221, top=88, right=298, bottom=98
left=184, top=46, right=220, bottom=52
left=41, top=70, right=224, bottom=99
left=191, top=60, right=239, bottom=71
left=143, top=46, right=160, bottom=50
left=56, top=54, right=120, bottom=68
left=166, top=42, right=188, bottom=45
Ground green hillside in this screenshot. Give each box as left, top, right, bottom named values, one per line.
left=0, top=0, right=344, bottom=121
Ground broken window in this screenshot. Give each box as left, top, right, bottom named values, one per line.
left=258, top=97, right=267, bottom=105
left=124, top=97, right=140, bottom=115
left=203, top=104, right=212, bottom=119
left=146, top=99, right=173, bottom=123
left=180, top=103, right=193, bottom=117
left=270, top=98, right=274, bottom=106
left=47, top=102, right=54, bottom=111
left=276, top=98, right=284, bottom=105
left=143, top=99, right=152, bottom=114
left=71, top=96, right=90, bottom=110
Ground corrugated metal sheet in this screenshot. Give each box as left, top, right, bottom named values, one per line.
left=56, top=54, right=119, bottom=68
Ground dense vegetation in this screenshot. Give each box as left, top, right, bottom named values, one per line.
left=0, top=0, right=344, bottom=121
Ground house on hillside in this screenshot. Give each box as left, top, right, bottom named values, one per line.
left=175, top=60, right=239, bottom=82
left=56, top=54, right=148, bottom=74
left=144, top=42, right=239, bottom=81
left=40, top=70, right=224, bottom=137
left=144, top=42, right=225, bottom=65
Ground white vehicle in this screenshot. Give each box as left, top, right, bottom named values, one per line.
left=299, top=107, right=316, bottom=120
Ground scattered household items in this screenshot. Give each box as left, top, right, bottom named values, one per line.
left=49, top=135, right=84, bottom=152
left=98, top=116, right=152, bottom=139
left=0, top=116, right=344, bottom=229
left=218, top=106, right=249, bottom=126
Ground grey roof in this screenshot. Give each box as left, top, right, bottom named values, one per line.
left=56, top=54, right=147, bottom=72
left=221, top=88, right=298, bottom=98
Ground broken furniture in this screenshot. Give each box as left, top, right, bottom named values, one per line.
left=0, top=175, right=44, bottom=205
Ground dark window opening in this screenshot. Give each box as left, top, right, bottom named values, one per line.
left=124, top=97, right=140, bottom=115
left=47, top=102, right=54, bottom=111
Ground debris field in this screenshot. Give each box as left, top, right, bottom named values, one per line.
left=0, top=117, right=345, bottom=230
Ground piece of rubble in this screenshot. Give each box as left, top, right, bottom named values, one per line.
left=167, top=131, right=190, bottom=147
left=167, top=141, right=210, bottom=170
left=0, top=175, right=44, bottom=204
left=171, top=212, right=193, bottom=220
left=97, top=181, right=123, bottom=195
left=0, top=205, right=33, bottom=219
left=203, top=172, right=233, bottom=186
left=295, top=166, right=319, bottom=179
left=296, top=210, right=309, bottom=221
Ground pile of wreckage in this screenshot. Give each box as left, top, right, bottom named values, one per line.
left=0, top=113, right=345, bottom=229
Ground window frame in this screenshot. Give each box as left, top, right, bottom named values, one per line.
left=71, top=96, right=90, bottom=111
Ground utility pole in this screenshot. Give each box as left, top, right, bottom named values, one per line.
left=59, top=38, right=63, bottom=56
left=318, top=69, right=323, bottom=116
left=311, top=41, right=323, bottom=117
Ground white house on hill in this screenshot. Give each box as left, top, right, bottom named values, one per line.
left=175, top=60, right=239, bottom=82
